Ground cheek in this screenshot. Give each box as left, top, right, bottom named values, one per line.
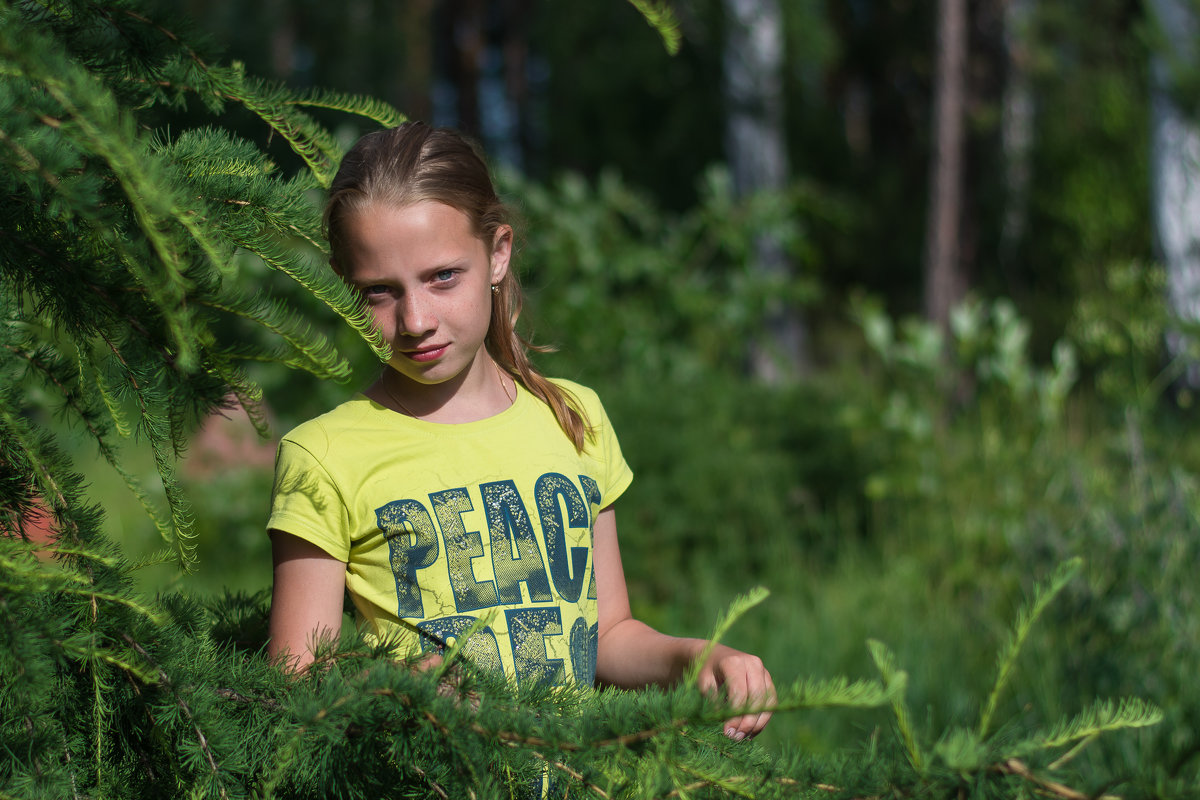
left=365, top=304, right=394, bottom=333
left=474, top=295, right=496, bottom=334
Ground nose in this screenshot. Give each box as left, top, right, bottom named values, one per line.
left=397, top=290, right=435, bottom=337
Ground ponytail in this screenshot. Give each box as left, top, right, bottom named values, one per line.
left=487, top=270, right=591, bottom=453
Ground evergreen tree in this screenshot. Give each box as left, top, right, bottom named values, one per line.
left=0, top=2, right=1163, bottom=798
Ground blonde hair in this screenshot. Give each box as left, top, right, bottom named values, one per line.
left=324, top=122, right=590, bottom=451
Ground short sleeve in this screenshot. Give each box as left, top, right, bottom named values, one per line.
left=267, top=438, right=352, bottom=562
left=579, top=385, right=633, bottom=508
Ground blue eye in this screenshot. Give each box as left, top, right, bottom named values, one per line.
left=361, top=285, right=389, bottom=298
left=434, top=269, right=455, bottom=282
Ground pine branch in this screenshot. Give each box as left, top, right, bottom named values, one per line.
left=1004, top=697, right=1162, bottom=760
left=994, top=758, right=1120, bottom=800
left=288, top=86, right=406, bottom=129
left=13, top=340, right=175, bottom=545
left=212, top=70, right=344, bottom=188
left=0, top=24, right=206, bottom=369
left=979, top=557, right=1082, bottom=738
left=777, top=675, right=890, bottom=712
left=198, top=292, right=351, bottom=381
left=121, top=634, right=232, bottom=800
left=625, top=0, right=682, bottom=55
left=682, top=586, right=769, bottom=690
left=867, top=638, right=924, bottom=773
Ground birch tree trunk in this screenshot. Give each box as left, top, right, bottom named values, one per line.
left=723, top=0, right=810, bottom=380
left=1149, top=0, right=1200, bottom=385
left=923, top=0, right=969, bottom=332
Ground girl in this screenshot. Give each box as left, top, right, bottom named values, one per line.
left=266, top=122, right=774, bottom=740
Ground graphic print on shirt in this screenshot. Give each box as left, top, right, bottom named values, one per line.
left=374, top=471, right=601, bottom=687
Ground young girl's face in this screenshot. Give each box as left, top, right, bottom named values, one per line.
left=336, top=200, right=511, bottom=391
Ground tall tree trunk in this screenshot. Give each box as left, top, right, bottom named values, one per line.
left=723, top=0, right=810, bottom=381
left=502, top=0, right=532, bottom=169
left=923, top=0, right=969, bottom=332
left=265, top=0, right=297, bottom=80
left=445, top=0, right=485, bottom=137
left=1149, top=0, right=1200, bottom=386
left=1000, top=0, right=1035, bottom=273
left=398, top=0, right=435, bottom=121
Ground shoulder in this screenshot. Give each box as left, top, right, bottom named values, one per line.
left=546, top=377, right=603, bottom=413
left=543, top=377, right=623, bottom=444
left=278, top=395, right=376, bottom=460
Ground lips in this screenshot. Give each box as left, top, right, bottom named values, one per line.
left=402, top=344, right=449, bottom=363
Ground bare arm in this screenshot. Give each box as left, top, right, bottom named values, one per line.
left=592, top=506, right=775, bottom=740
left=267, top=530, right=347, bottom=671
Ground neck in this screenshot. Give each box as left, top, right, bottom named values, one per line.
left=372, top=359, right=515, bottom=424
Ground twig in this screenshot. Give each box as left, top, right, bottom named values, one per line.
left=996, top=758, right=1120, bottom=800
left=122, top=634, right=229, bottom=800
left=408, top=763, right=449, bottom=800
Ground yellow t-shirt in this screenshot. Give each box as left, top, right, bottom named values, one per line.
left=267, top=379, right=632, bottom=687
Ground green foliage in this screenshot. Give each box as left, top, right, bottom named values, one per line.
left=512, top=165, right=824, bottom=382
left=867, top=639, right=922, bottom=772
left=842, top=294, right=1079, bottom=505
left=0, top=2, right=1186, bottom=798
left=0, top=0, right=387, bottom=571
left=979, top=558, right=1082, bottom=739
left=625, top=0, right=682, bottom=56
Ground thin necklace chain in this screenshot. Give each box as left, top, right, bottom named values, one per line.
left=383, top=363, right=514, bottom=420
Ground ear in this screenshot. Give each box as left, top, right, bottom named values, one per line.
left=330, top=257, right=343, bottom=277
left=489, top=225, right=513, bottom=286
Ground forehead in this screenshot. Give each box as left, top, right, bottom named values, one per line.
left=340, top=201, right=487, bottom=272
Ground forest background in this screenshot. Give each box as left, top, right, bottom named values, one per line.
left=8, top=0, right=1200, bottom=796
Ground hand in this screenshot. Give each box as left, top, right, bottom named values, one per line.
left=695, top=644, right=775, bottom=741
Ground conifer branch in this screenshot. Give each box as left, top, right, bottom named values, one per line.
left=1004, top=697, right=1162, bottom=760
left=682, top=586, right=769, bottom=690
left=53, top=638, right=158, bottom=686
left=12, top=57, right=201, bottom=368
left=13, top=339, right=175, bottom=544
left=211, top=69, right=341, bottom=187
left=994, top=758, right=1119, bottom=800
left=288, top=87, right=406, bottom=129
left=0, top=406, right=82, bottom=545
left=777, top=675, right=890, bottom=711
left=979, top=558, right=1082, bottom=738
left=867, top=639, right=924, bottom=773
left=0, top=556, right=162, bottom=621
left=121, top=634, right=232, bottom=800
left=626, top=0, right=682, bottom=55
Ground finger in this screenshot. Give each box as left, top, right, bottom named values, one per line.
left=723, top=674, right=776, bottom=740
left=724, top=707, right=774, bottom=740
left=722, top=713, right=757, bottom=741
left=414, top=652, right=445, bottom=671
